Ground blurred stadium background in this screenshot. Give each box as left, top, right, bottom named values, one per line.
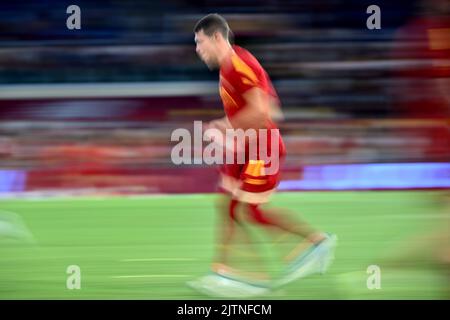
left=0, top=0, right=449, bottom=299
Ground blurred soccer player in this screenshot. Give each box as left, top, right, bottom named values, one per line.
left=189, top=14, right=337, bottom=295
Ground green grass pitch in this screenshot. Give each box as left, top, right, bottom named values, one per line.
left=0, top=191, right=448, bottom=299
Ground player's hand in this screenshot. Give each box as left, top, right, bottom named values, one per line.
left=206, top=117, right=231, bottom=134
left=204, top=117, right=236, bottom=153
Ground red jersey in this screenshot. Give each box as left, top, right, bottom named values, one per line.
left=218, top=45, right=286, bottom=163
left=219, top=45, right=280, bottom=130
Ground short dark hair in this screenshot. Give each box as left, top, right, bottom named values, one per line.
left=193, top=13, right=230, bottom=40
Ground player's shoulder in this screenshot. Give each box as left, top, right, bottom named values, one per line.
left=232, top=45, right=261, bottom=67
left=222, top=45, right=264, bottom=84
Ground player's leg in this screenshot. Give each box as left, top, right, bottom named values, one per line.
left=187, top=179, right=271, bottom=297
left=235, top=157, right=337, bottom=284
left=212, top=164, right=242, bottom=268
left=212, top=165, right=269, bottom=280
left=243, top=201, right=337, bottom=286
left=237, top=156, right=326, bottom=245
left=246, top=203, right=325, bottom=244
left=212, top=193, right=238, bottom=267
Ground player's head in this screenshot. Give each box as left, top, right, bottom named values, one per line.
left=194, top=13, right=231, bottom=69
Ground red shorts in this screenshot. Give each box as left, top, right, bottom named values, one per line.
left=218, top=132, right=285, bottom=204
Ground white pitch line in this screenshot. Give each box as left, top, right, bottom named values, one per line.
left=121, top=258, right=197, bottom=262
left=112, top=274, right=191, bottom=279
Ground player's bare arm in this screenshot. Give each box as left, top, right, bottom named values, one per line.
left=206, top=116, right=232, bottom=133
left=228, top=87, right=270, bottom=130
